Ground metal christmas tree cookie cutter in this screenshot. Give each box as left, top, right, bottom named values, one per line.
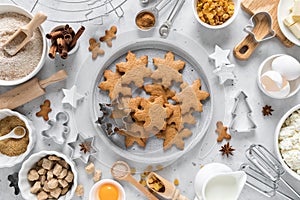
left=243, top=12, right=276, bottom=43
left=229, top=91, right=256, bottom=133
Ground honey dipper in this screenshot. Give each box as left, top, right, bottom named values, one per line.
left=111, top=161, right=159, bottom=200
left=147, top=172, right=189, bottom=200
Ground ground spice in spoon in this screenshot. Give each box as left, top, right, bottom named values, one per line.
left=0, top=116, right=29, bottom=156
left=136, top=11, right=156, bottom=30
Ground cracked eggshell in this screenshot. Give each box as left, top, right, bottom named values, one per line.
left=272, top=55, right=300, bottom=81
left=260, top=70, right=290, bottom=98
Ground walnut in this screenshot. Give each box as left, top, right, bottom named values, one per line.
left=38, top=168, right=46, bottom=176
left=37, top=191, right=48, bottom=200
left=28, top=169, right=39, bottom=182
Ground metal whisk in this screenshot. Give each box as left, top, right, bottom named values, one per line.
left=240, top=144, right=300, bottom=199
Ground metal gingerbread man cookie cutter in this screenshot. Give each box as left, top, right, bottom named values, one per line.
left=244, top=11, right=276, bottom=43
left=41, top=111, right=70, bottom=144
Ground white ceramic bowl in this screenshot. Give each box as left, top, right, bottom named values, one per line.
left=0, top=109, right=35, bottom=168
left=277, top=0, right=300, bottom=46
left=274, top=104, right=300, bottom=181
left=0, top=4, right=47, bottom=86
left=257, top=54, right=300, bottom=99
left=19, top=151, right=78, bottom=200
left=89, top=179, right=126, bottom=200
left=192, top=0, right=240, bottom=29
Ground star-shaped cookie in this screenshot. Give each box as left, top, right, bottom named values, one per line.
left=213, top=64, right=235, bottom=85
left=209, top=45, right=231, bottom=68
left=62, top=85, right=84, bottom=108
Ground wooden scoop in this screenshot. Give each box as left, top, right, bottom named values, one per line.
left=3, top=12, right=47, bottom=56
left=111, top=161, right=159, bottom=200
left=147, top=172, right=189, bottom=200
left=0, top=70, right=67, bottom=109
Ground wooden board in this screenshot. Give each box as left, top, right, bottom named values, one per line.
left=241, top=0, right=294, bottom=47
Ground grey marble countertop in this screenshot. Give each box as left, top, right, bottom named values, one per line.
left=0, top=0, right=300, bottom=199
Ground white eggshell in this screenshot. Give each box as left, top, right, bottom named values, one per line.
left=272, top=55, right=300, bottom=81
left=261, top=71, right=290, bottom=98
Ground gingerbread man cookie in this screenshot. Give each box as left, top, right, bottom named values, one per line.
left=99, top=26, right=117, bottom=47
left=215, top=121, right=231, bottom=142
left=36, top=100, right=52, bottom=121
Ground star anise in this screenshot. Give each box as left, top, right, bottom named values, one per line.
left=262, top=105, right=274, bottom=116
left=79, top=142, right=91, bottom=154
left=219, top=142, right=235, bottom=157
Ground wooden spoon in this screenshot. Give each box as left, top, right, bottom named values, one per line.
left=147, top=172, right=189, bottom=200
left=111, top=161, right=159, bottom=200
left=3, top=12, right=47, bottom=56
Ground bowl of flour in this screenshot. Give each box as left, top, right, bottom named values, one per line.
left=275, top=104, right=300, bottom=181
left=0, top=4, right=46, bottom=86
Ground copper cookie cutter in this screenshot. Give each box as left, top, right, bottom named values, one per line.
left=234, top=12, right=276, bottom=60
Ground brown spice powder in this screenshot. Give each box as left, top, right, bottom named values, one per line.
left=0, top=116, right=29, bottom=156
left=136, top=11, right=156, bottom=30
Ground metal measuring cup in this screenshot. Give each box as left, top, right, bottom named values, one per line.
left=135, top=0, right=172, bottom=31
left=159, top=0, right=186, bottom=37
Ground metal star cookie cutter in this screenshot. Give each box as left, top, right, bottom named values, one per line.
left=244, top=12, right=276, bottom=43
left=41, top=111, right=70, bottom=144
left=229, top=91, right=257, bottom=133
left=67, top=133, right=97, bottom=164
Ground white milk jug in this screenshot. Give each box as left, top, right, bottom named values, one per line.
left=194, top=163, right=247, bottom=200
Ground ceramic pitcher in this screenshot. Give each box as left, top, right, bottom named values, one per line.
left=194, top=163, right=247, bottom=200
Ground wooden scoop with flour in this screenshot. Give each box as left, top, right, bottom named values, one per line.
left=3, top=12, right=47, bottom=56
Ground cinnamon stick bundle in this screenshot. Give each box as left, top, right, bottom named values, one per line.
left=46, top=25, right=85, bottom=59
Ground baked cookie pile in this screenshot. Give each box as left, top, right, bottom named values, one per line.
left=98, top=51, right=210, bottom=150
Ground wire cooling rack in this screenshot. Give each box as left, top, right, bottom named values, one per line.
left=10, top=0, right=127, bottom=24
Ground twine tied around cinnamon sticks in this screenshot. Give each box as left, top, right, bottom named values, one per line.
left=47, top=24, right=85, bottom=59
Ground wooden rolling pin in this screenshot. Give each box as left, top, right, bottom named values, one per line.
left=0, top=70, right=67, bottom=109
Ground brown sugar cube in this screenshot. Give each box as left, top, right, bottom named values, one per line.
left=30, top=181, right=41, bottom=194
left=42, top=158, right=54, bottom=170
left=58, top=179, right=68, bottom=188
left=58, top=168, right=68, bottom=179
left=65, top=171, right=74, bottom=183
left=47, top=170, right=54, bottom=180
left=28, top=169, right=39, bottom=181
left=43, top=181, right=50, bottom=192
left=48, top=155, right=61, bottom=161
left=85, top=162, right=95, bottom=174
left=37, top=191, right=48, bottom=200
left=61, top=186, right=69, bottom=195
left=39, top=175, right=46, bottom=185
left=47, top=179, right=58, bottom=190
left=38, top=168, right=46, bottom=176
left=58, top=160, right=69, bottom=169
left=53, top=164, right=63, bottom=177
left=93, top=170, right=102, bottom=182
left=75, top=185, right=84, bottom=197
left=50, top=187, right=62, bottom=199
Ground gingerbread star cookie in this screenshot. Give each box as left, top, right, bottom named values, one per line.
left=151, top=52, right=185, bottom=88
left=172, top=80, right=209, bottom=114
left=144, top=83, right=175, bottom=103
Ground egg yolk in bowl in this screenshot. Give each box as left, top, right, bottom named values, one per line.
left=98, top=183, right=119, bottom=200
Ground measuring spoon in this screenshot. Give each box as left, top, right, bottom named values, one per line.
left=111, top=161, right=159, bottom=200
left=159, top=0, right=186, bottom=37
left=0, top=126, right=26, bottom=141
left=135, top=0, right=172, bottom=31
